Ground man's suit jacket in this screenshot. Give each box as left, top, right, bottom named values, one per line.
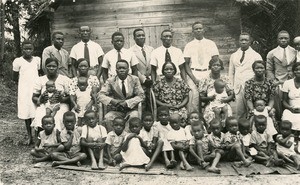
left=130, top=44, right=154, bottom=83
left=266, top=45, right=296, bottom=84
left=98, top=74, right=145, bottom=110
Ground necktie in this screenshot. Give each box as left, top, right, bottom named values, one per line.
left=141, top=48, right=147, bottom=60
left=121, top=80, right=126, bottom=97
left=84, top=43, right=90, bottom=65
left=165, top=49, right=171, bottom=63
left=282, top=48, right=287, bottom=65
left=56, top=50, right=62, bottom=63
left=240, top=50, right=245, bottom=63
left=117, top=50, right=122, bottom=62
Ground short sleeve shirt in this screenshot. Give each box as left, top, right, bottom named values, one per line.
left=81, top=125, right=107, bottom=140
left=60, top=128, right=81, bottom=154
left=105, top=130, right=128, bottom=148
left=167, top=127, right=187, bottom=142
left=250, top=130, right=272, bottom=150
left=102, top=48, right=139, bottom=76
left=139, top=127, right=159, bottom=143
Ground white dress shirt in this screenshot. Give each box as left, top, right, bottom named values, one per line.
left=70, top=40, right=104, bottom=67
left=150, top=45, right=185, bottom=78
left=183, top=38, right=219, bottom=70
left=102, top=48, right=139, bottom=76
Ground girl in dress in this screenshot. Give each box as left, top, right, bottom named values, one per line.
left=119, top=117, right=150, bottom=170
left=12, top=40, right=40, bottom=145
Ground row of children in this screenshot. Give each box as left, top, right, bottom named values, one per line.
left=30, top=104, right=300, bottom=173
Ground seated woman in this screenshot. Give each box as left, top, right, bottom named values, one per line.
left=32, top=58, right=71, bottom=132
left=198, top=59, right=234, bottom=128
left=282, top=62, right=300, bottom=138
left=244, top=60, right=276, bottom=128
left=153, top=61, right=190, bottom=125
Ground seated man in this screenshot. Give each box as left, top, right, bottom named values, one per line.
left=98, top=59, right=145, bottom=132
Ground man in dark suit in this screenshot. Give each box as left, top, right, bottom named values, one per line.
left=98, top=59, right=144, bottom=132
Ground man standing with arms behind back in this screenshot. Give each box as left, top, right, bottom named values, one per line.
left=228, top=32, right=262, bottom=119
left=130, top=28, right=154, bottom=111
left=70, top=26, right=104, bottom=79
left=183, top=22, right=219, bottom=112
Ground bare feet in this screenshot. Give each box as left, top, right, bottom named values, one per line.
left=52, top=161, right=60, bottom=167
left=145, top=164, right=151, bottom=171
left=185, top=164, right=194, bottom=171
left=207, top=167, right=221, bottom=174
left=77, top=161, right=81, bottom=167
left=91, top=163, right=98, bottom=170
left=25, top=138, right=33, bottom=145
left=98, top=163, right=106, bottom=170
left=180, top=162, right=185, bottom=170
left=201, top=162, right=210, bottom=169
left=243, top=159, right=252, bottom=167
left=119, top=163, right=130, bottom=171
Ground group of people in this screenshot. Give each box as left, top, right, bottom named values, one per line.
left=11, top=21, right=300, bottom=173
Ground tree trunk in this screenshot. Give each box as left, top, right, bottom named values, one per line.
left=0, top=1, right=4, bottom=62
left=11, top=2, right=21, bottom=57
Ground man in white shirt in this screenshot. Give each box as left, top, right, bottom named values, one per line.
left=228, top=33, right=262, bottom=119
left=70, top=26, right=104, bottom=78
left=42, top=32, right=72, bottom=77
left=294, top=36, right=300, bottom=62
left=98, top=60, right=144, bottom=132
left=101, top=32, right=139, bottom=82
left=150, top=29, right=185, bottom=82
left=183, top=22, right=219, bottom=112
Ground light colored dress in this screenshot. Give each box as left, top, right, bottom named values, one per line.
left=74, top=88, right=92, bottom=117
left=12, top=56, right=40, bottom=119
left=121, top=135, right=150, bottom=166
left=253, top=108, right=277, bottom=136
left=282, top=79, right=300, bottom=130
left=32, top=75, right=71, bottom=131
left=198, top=74, right=233, bottom=124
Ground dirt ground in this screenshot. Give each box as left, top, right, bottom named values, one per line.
left=1, top=82, right=300, bottom=185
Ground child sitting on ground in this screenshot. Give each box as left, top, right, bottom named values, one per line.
left=51, top=111, right=87, bottom=167
left=70, top=77, right=96, bottom=126
left=105, top=117, right=128, bottom=166
left=30, top=115, right=61, bottom=163
left=276, top=120, right=300, bottom=169
left=119, top=118, right=150, bottom=170
left=39, top=80, right=61, bottom=117
left=80, top=110, right=107, bottom=170
left=167, top=113, right=193, bottom=171
left=238, top=118, right=252, bottom=158
left=250, top=100, right=277, bottom=136
left=139, top=112, right=163, bottom=171
left=206, top=79, right=233, bottom=126
left=250, top=115, right=284, bottom=167
left=222, top=117, right=252, bottom=167
left=206, top=119, right=225, bottom=173
left=185, top=111, right=207, bottom=141
left=188, top=120, right=210, bottom=169
left=153, top=106, right=176, bottom=169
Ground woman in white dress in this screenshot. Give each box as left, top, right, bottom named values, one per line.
left=32, top=58, right=71, bottom=132
left=12, top=40, right=41, bottom=145
left=282, top=62, right=300, bottom=136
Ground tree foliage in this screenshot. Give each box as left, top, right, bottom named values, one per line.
left=4, top=0, right=46, bottom=57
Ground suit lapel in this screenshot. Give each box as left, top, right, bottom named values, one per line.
left=126, top=75, right=133, bottom=97
left=112, top=78, right=125, bottom=99
left=134, top=45, right=147, bottom=66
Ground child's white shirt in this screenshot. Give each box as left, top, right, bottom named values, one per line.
left=207, top=89, right=228, bottom=108
left=81, top=124, right=107, bottom=141
left=167, top=127, right=188, bottom=142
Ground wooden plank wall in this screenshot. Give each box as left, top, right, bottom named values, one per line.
left=52, top=0, right=241, bottom=72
